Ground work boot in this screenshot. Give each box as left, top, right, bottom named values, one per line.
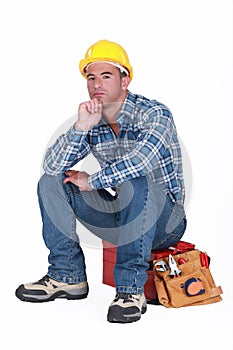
left=15, top=275, right=88, bottom=302
left=107, top=292, right=147, bottom=323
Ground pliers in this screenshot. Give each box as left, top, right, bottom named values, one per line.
left=169, top=254, right=182, bottom=278
left=154, top=260, right=169, bottom=272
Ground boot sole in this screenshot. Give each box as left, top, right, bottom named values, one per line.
left=107, top=304, right=147, bottom=323
left=15, top=285, right=88, bottom=303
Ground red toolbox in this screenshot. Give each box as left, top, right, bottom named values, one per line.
left=102, top=240, right=195, bottom=301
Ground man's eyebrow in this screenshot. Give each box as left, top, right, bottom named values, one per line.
left=101, top=71, right=113, bottom=76
left=86, top=71, right=113, bottom=78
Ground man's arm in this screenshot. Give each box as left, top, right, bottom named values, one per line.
left=43, top=127, right=91, bottom=175
left=43, top=98, right=102, bottom=176
left=88, top=109, right=175, bottom=189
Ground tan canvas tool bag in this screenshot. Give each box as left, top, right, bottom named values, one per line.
left=153, top=249, right=223, bottom=308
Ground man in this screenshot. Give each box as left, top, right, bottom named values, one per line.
left=15, top=39, right=187, bottom=323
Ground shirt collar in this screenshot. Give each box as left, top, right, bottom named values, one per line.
left=116, top=91, right=136, bottom=124
left=99, top=91, right=136, bottom=126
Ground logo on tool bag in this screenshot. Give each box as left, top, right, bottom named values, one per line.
left=181, top=277, right=205, bottom=296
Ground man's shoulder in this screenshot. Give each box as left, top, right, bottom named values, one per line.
left=128, top=91, right=170, bottom=113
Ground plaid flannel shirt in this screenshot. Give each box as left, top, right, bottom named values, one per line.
left=43, top=91, right=185, bottom=204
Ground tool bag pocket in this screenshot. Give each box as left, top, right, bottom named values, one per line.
left=163, top=268, right=211, bottom=307
left=153, top=250, right=223, bottom=308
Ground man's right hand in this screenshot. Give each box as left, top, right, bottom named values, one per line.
left=74, top=98, right=102, bottom=130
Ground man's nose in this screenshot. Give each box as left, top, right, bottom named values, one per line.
left=94, top=78, right=102, bottom=89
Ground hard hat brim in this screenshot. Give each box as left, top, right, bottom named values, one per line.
left=79, top=58, right=133, bottom=80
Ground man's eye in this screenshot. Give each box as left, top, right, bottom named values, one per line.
left=103, top=75, right=110, bottom=79
left=87, top=77, right=95, bottom=81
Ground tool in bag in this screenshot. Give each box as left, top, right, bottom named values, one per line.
left=153, top=249, right=223, bottom=308
left=168, top=254, right=182, bottom=278
left=154, top=260, right=169, bottom=272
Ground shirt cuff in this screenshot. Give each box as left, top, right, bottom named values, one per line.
left=88, top=170, right=117, bottom=189
left=67, top=126, right=89, bottom=141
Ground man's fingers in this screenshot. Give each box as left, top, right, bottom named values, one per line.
left=96, top=100, right=102, bottom=113
left=79, top=187, right=92, bottom=192
left=63, top=170, right=79, bottom=184
left=93, top=98, right=102, bottom=113
left=63, top=177, right=71, bottom=184
left=83, top=99, right=102, bottom=114
left=65, top=170, right=77, bottom=175
left=63, top=176, right=78, bottom=185
left=63, top=170, right=91, bottom=191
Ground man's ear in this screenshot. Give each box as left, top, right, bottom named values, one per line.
left=121, top=76, right=130, bottom=90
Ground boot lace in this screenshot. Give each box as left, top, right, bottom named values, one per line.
left=114, top=292, right=139, bottom=304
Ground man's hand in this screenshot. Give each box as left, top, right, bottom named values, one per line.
left=74, top=98, right=102, bottom=130
left=63, top=170, right=92, bottom=191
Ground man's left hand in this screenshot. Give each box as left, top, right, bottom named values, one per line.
left=63, top=170, right=92, bottom=191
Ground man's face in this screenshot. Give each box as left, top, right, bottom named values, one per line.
left=85, top=62, right=129, bottom=105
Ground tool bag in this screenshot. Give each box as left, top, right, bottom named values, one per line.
left=102, top=240, right=195, bottom=302
left=153, top=249, right=223, bottom=308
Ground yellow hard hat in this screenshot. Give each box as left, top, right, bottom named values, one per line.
left=79, top=39, right=133, bottom=80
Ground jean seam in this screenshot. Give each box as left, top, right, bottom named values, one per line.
left=132, top=180, right=149, bottom=290
left=63, top=181, right=81, bottom=280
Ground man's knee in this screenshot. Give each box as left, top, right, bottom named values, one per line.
left=116, top=176, right=149, bottom=207
left=37, top=173, right=64, bottom=196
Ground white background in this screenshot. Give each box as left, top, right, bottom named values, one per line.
left=0, top=0, right=232, bottom=349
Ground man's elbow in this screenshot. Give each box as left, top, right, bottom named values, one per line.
left=43, top=161, right=62, bottom=176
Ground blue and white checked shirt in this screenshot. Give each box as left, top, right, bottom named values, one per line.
left=43, top=91, right=185, bottom=204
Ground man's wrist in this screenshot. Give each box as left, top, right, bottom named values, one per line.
left=74, top=122, right=90, bottom=131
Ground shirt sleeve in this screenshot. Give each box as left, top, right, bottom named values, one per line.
left=88, top=109, right=175, bottom=189
left=43, top=126, right=90, bottom=175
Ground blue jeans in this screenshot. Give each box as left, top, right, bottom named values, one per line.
left=38, top=173, right=187, bottom=294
